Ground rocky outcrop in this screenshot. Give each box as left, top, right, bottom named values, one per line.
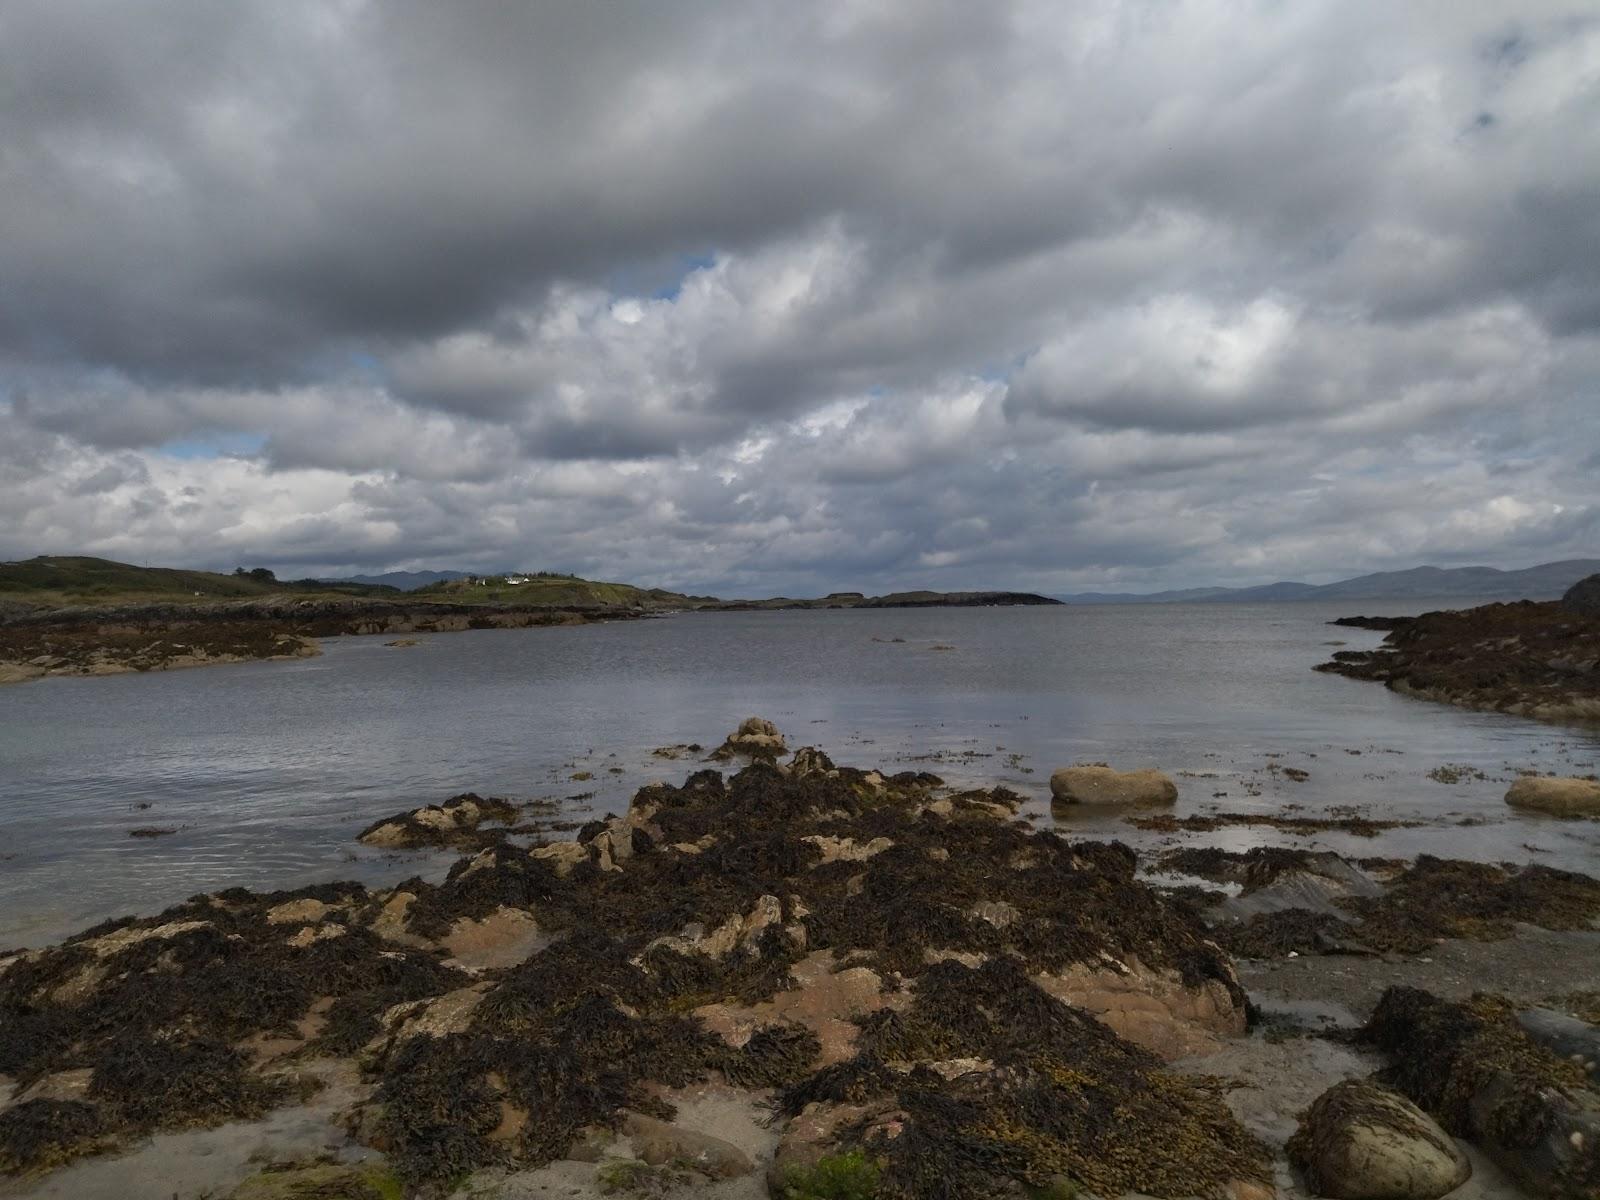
left=1506, top=775, right=1600, bottom=818
left=0, top=598, right=640, bottom=686
left=1564, top=573, right=1600, bottom=617
left=1316, top=599, right=1600, bottom=725
left=708, top=716, right=788, bottom=760
left=1364, top=987, right=1600, bottom=1199
left=1050, top=764, right=1178, bottom=808
left=356, top=792, right=519, bottom=849
left=1035, top=954, right=1247, bottom=1060
left=0, top=750, right=1263, bottom=1197
left=1287, top=1079, right=1470, bottom=1200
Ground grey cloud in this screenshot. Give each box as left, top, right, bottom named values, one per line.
left=1, top=1, right=1597, bottom=593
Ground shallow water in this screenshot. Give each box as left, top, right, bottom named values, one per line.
left=2, top=600, right=1597, bottom=946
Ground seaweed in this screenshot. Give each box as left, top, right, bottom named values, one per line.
left=0, top=1099, right=114, bottom=1175
left=1342, top=856, right=1600, bottom=953
left=1364, top=987, right=1589, bottom=1142
left=722, top=1023, right=823, bottom=1089
left=2, top=751, right=1260, bottom=1190
left=777, top=959, right=1269, bottom=1199
left=1212, top=909, right=1352, bottom=959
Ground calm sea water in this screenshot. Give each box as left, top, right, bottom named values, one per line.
left=2, top=601, right=1597, bottom=946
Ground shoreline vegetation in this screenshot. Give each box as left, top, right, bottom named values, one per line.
left=1316, top=572, right=1600, bottom=726
left=0, top=556, right=1060, bottom=686
left=1, top=723, right=1598, bottom=1198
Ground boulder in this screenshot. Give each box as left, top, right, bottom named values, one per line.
left=1562, top=573, right=1600, bottom=617
left=1505, top=775, right=1600, bottom=818
left=789, top=746, right=839, bottom=779
left=710, top=716, right=788, bottom=759
left=1287, top=1079, right=1470, bottom=1200
left=621, top=1112, right=754, bottom=1179
left=1034, top=954, right=1247, bottom=1061
left=1050, top=765, right=1178, bottom=808
left=1516, top=1007, right=1600, bottom=1081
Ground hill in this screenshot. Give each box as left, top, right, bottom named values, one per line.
left=322, top=569, right=475, bottom=589
left=0, top=555, right=402, bottom=610
left=1056, top=559, right=1600, bottom=606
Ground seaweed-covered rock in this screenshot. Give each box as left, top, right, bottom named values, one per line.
left=356, top=793, right=518, bottom=849
left=1364, top=987, right=1600, bottom=1199
left=1506, top=776, right=1600, bottom=818
left=1050, top=764, right=1178, bottom=808
left=708, top=716, right=788, bottom=760
left=2, top=751, right=1260, bottom=1195
left=1517, top=1008, right=1600, bottom=1082
left=1287, top=1079, right=1470, bottom=1200
left=621, top=1111, right=753, bottom=1179
left=1315, top=599, right=1600, bottom=725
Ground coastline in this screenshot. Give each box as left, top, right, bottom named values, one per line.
left=0, top=602, right=640, bottom=687
left=1316, top=598, right=1600, bottom=727
left=0, top=589, right=1061, bottom=687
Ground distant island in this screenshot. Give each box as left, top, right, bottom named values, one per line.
left=1055, top=558, right=1600, bottom=605
left=0, top=557, right=1057, bottom=684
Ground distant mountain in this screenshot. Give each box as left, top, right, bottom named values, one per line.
left=323, top=569, right=476, bottom=590
left=1056, top=559, right=1600, bottom=606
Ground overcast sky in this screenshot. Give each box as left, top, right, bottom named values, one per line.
left=1, top=2, right=1596, bottom=595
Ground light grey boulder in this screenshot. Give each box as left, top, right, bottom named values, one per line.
left=1505, top=775, right=1600, bottom=818
left=1049, top=764, right=1177, bottom=808
left=1287, top=1079, right=1470, bottom=1200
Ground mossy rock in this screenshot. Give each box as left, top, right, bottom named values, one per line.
left=1286, top=1079, right=1469, bottom=1199
left=226, top=1161, right=404, bottom=1200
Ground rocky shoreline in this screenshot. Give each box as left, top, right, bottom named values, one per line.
left=2, top=727, right=1597, bottom=1200
left=1316, top=576, right=1600, bottom=726
left=0, top=600, right=643, bottom=686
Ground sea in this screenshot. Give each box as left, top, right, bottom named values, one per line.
left=2, top=600, right=1597, bottom=947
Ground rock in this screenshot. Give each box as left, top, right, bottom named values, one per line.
left=768, top=1099, right=900, bottom=1194
left=376, top=984, right=488, bottom=1045
left=1563, top=572, right=1600, bottom=617
left=284, top=923, right=345, bottom=948
left=1211, top=851, right=1383, bottom=922
left=1034, top=954, right=1247, bottom=1061
left=441, top=906, right=548, bottom=971
left=644, top=894, right=790, bottom=962
left=1287, top=1079, right=1470, bottom=1200
left=1365, top=987, right=1600, bottom=1199
left=384, top=637, right=421, bottom=647
left=621, top=1112, right=754, bottom=1179
left=17, top=1068, right=94, bottom=1104
left=1516, top=1008, right=1600, bottom=1081
left=1050, top=765, right=1178, bottom=808
left=695, top=951, right=903, bottom=1065
left=356, top=792, right=516, bottom=848
left=77, top=919, right=210, bottom=959
left=1506, top=775, right=1600, bottom=818
left=367, top=890, right=427, bottom=946
left=265, top=897, right=334, bottom=925
left=710, top=716, right=788, bottom=759
left=651, top=743, right=703, bottom=760
left=789, top=747, right=838, bottom=779
left=530, top=840, right=590, bottom=876
left=802, top=834, right=893, bottom=864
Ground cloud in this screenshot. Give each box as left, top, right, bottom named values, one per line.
left=0, top=1, right=1596, bottom=592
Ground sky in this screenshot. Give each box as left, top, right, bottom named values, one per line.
left=1, top=2, right=1596, bottom=597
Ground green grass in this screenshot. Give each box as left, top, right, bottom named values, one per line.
left=777, top=1150, right=883, bottom=1200
left=0, top=556, right=698, bottom=613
